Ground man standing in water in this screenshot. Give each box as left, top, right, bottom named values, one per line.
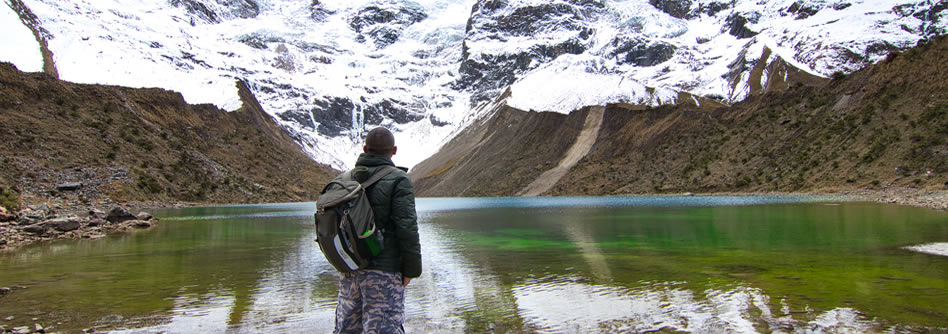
left=335, top=127, right=422, bottom=334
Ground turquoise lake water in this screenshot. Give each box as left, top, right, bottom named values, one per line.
left=0, top=196, right=946, bottom=333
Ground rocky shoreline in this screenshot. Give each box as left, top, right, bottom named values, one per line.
left=0, top=203, right=161, bottom=253
left=844, top=188, right=948, bottom=211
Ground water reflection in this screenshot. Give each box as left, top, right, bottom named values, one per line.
left=0, top=198, right=945, bottom=333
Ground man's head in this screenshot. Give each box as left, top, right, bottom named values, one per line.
left=363, top=127, right=396, bottom=157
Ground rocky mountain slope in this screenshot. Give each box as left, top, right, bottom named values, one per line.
left=411, top=36, right=948, bottom=197
left=2, top=0, right=944, bottom=170
left=0, top=62, right=337, bottom=213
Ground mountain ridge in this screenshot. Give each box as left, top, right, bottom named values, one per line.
left=0, top=61, right=338, bottom=212
left=410, top=35, right=948, bottom=197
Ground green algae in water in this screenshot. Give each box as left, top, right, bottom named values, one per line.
left=437, top=201, right=948, bottom=329
left=0, top=199, right=946, bottom=332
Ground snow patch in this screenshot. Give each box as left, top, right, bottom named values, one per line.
left=0, top=2, right=44, bottom=72
left=904, top=242, right=948, bottom=257
left=508, top=56, right=678, bottom=114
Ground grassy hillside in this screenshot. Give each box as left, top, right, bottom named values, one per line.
left=0, top=62, right=337, bottom=211
left=412, top=37, right=948, bottom=197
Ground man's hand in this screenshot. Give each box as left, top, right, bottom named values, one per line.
left=403, top=277, right=412, bottom=287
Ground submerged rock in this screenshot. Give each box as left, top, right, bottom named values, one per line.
left=130, top=220, right=154, bottom=228
left=136, top=212, right=154, bottom=221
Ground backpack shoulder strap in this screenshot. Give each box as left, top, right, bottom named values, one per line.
left=357, top=166, right=397, bottom=188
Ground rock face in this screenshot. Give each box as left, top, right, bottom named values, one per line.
left=726, top=12, right=759, bottom=39
left=106, top=207, right=137, bottom=224
left=171, top=0, right=260, bottom=24
left=349, top=0, right=428, bottom=49
left=310, top=0, right=333, bottom=22
left=281, top=96, right=425, bottom=137
left=457, top=0, right=603, bottom=103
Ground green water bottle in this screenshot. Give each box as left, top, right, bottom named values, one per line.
left=362, top=230, right=382, bottom=256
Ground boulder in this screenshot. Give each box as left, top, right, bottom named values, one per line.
left=86, top=218, right=107, bottom=227
left=16, top=216, right=36, bottom=226
left=56, top=182, right=83, bottom=191
left=46, top=217, right=81, bottom=232
left=11, top=326, right=31, bottom=334
left=18, top=205, right=50, bottom=221
left=106, top=206, right=137, bottom=224
left=22, top=224, right=48, bottom=234
left=89, top=208, right=106, bottom=218
left=136, top=212, right=154, bottom=221
left=0, top=287, right=10, bottom=295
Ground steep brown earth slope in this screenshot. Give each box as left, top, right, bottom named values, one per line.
left=412, top=37, right=948, bottom=197
left=0, top=62, right=337, bottom=211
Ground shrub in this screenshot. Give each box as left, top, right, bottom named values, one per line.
left=136, top=171, right=162, bottom=194
left=0, top=186, right=19, bottom=212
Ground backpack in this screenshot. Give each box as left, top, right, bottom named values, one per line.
left=314, top=166, right=396, bottom=273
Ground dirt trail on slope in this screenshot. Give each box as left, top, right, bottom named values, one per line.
left=519, top=106, right=605, bottom=196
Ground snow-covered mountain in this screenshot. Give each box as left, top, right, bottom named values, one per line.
left=2, top=0, right=945, bottom=169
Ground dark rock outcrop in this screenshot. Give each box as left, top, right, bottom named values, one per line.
left=649, top=0, right=692, bottom=19
left=106, top=207, right=137, bottom=224
left=310, top=0, right=334, bottom=21
left=726, top=13, right=759, bottom=39
left=695, top=1, right=729, bottom=17
left=171, top=0, right=219, bottom=23
left=786, top=1, right=820, bottom=20
left=609, top=38, right=677, bottom=66
left=171, top=0, right=260, bottom=24
left=297, top=96, right=425, bottom=137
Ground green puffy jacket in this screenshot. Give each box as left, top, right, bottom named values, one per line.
left=350, top=153, right=422, bottom=278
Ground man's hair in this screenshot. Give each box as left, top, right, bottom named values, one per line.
left=365, top=127, right=395, bottom=155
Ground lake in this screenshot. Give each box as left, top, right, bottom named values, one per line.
left=0, top=196, right=946, bottom=333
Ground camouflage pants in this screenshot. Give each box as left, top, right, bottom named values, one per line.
left=335, top=270, right=405, bottom=334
